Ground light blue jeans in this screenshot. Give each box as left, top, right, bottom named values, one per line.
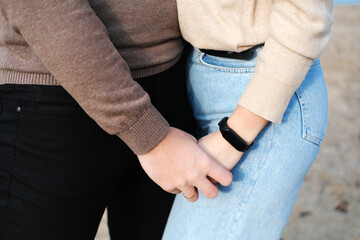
left=162, top=47, right=328, bottom=240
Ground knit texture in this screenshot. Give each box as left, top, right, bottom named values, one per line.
left=177, top=0, right=334, bottom=123
left=0, top=0, right=184, bottom=154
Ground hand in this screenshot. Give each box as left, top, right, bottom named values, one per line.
left=137, top=127, right=233, bottom=202
left=198, top=130, right=243, bottom=171
left=198, top=105, right=268, bottom=171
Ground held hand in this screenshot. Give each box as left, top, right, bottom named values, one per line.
left=137, top=127, right=233, bottom=202
left=198, top=105, right=268, bottom=172
left=198, top=130, right=243, bottom=171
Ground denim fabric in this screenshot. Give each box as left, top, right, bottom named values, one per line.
left=162, top=47, right=328, bottom=240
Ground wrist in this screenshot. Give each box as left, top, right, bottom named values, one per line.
left=198, top=131, right=243, bottom=170
left=227, top=105, right=268, bottom=144
left=214, top=130, right=243, bottom=156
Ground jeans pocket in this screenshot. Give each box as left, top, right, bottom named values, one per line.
left=199, top=53, right=256, bottom=73
left=17, top=86, right=86, bottom=121
left=295, top=60, right=328, bottom=145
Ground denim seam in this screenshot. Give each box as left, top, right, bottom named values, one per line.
left=309, top=59, right=321, bottom=69
left=226, top=123, right=276, bottom=240
left=295, top=90, right=322, bottom=145
left=199, top=53, right=255, bottom=73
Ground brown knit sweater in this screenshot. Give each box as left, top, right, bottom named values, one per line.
left=0, top=0, right=184, bottom=154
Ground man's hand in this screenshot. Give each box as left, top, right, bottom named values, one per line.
left=137, top=127, right=233, bottom=202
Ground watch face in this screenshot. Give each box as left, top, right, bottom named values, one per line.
left=222, top=129, right=247, bottom=152
left=218, top=116, right=250, bottom=152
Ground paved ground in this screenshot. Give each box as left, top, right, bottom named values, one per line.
left=281, top=5, right=360, bottom=240
left=95, top=5, right=360, bottom=240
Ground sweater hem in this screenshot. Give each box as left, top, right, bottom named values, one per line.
left=131, top=54, right=182, bottom=79
left=0, top=55, right=182, bottom=86
left=0, top=70, right=59, bottom=85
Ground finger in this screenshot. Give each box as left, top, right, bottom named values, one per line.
left=180, top=186, right=198, bottom=202
left=207, top=176, right=218, bottom=184
left=196, top=177, right=218, bottom=199
left=168, top=188, right=181, bottom=194
left=207, top=159, right=233, bottom=186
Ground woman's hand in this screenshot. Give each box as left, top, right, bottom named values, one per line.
left=198, top=105, right=269, bottom=171
left=198, top=130, right=243, bottom=170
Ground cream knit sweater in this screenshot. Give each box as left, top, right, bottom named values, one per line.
left=177, top=0, right=334, bottom=123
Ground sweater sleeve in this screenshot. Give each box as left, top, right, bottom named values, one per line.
left=0, top=0, right=169, bottom=154
left=238, top=0, right=334, bottom=123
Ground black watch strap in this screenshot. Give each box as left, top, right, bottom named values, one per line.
left=218, top=117, right=253, bottom=152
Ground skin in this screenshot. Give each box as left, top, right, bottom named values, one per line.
left=198, top=105, right=268, bottom=171
left=138, top=127, right=233, bottom=203
left=138, top=105, right=267, bottom=203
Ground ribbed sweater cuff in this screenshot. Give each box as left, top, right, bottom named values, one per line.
left=119, top=105, right=169, bottom=155
left=238, top=38, right=313, bottom=123
left=0, top=70, right=58, bottom=85
left=131, top=53, right=182, bottom=79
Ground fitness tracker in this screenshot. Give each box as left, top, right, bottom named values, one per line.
left=218, top=117, right=253, bottom=152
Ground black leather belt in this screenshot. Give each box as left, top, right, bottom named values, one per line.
left=199, top=43, right=264, bottom=60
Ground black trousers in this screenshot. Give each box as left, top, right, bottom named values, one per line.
left=0, top=58, right=195, bottom=240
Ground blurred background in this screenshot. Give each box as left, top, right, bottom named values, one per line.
left=282, top=2, right=360, bottom=240
left=95, top=2, right=360, bottom=240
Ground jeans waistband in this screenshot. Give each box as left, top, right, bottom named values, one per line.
left=199, top=43, right=265, bottom=61
left=0, top=84, right=78, bottom=108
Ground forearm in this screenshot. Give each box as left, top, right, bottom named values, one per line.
left=0, top=0, right=168, bottom=154
left=227, top=105, right=268, bottom=145
left=197, top=105, right=268, bottom=171
left=239, top=1, right=333, bottom=123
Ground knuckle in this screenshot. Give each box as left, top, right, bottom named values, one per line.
left=162, top=184, right=174, bottom=193
left=186, top=171, right=200, bottom=183
left=197, top=157, right=211, bottom=172
left=177, top=178, right=187, bottom=188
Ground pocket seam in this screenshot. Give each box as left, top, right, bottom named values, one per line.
left=295, top=90, right=323, bottom=145
left=199, top=53, right=256, bottom=73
